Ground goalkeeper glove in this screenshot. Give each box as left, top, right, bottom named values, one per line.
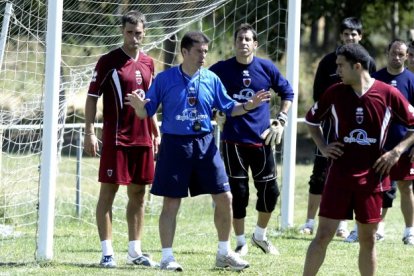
left=215, top=111, right=226, bottom=130
left=261, top=112, right=287, bottom=146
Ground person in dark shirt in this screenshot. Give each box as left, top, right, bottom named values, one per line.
left=210, top=23, right=294, bottom=256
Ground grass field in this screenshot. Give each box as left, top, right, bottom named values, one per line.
left=0, top=161, right=413, bottom=275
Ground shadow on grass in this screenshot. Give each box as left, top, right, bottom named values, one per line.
left=0, top=262, right=37, bottom=267
left=56, top=262, right=146, bottom=270
left=280, top=234, right=354, bottom=247
left=0, top=261, right=160, bottom=271
left=176, top=249, right=213, bottom=255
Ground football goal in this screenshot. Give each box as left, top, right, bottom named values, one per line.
left=0, top=0, right=300, bottom=262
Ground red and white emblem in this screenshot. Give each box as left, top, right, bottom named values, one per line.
left=243, top=78, right=251, bottom=87
left=135, top=70, right=142, bottom=85
left=187, top=87, right=197, bottom=106
left=242, top=70, right=251, bottom=87
left=107, top=169, right=113, bottom=177
left=136, top=89, right=145, bottom=100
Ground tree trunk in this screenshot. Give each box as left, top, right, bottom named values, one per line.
left=322, top=17, right=333, bottom=50
left=309, top=19, right=319, bottom=48
left=390, top=1, right=399, bottom=40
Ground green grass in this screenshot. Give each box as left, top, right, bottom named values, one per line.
left=0, top=162, right=413, bottom=275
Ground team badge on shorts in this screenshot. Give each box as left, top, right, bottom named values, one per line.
left=107, top=169, right=113, bottom=177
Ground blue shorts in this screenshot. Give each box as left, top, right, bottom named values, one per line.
left=150, top=133, right=230, bottom=198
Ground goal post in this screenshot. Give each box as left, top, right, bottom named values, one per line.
left=281, top=0, right=302, bottom=229
left=36, top=0, right=63, bottom=261
left=0, top=1, right=12, bottom=70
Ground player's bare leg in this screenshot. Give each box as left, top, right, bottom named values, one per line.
left=212, top=192, right=249, bottom=270
left=397, top=180, right=414, bottom=244
left=397, top=181, right=414, bottom=228
left=126, top=184, right=146, bottom=242
left=212, top=192, right=233, bottom=241
left=159, top=197, right=183, bottom=271
left=303, top=216, right=339, bottom=276
left=358, top=221, right=378, bottom=276
left=159, top=197, right=181, bottom=248
left=307, top=194, right=321, bottom=222
left=96, top=183, right=119, bottom=241
left=96, top=182, right=119, bottom=267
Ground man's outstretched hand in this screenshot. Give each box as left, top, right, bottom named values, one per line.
left=125, top=90, right=150, bottom=118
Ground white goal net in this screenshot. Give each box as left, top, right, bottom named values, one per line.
left=0, top=0, right=288, bottom=262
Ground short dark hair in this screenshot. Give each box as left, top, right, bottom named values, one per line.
left=180, top=31, right=210, bottom=53
left=387, top=39, right=407, bottom=52
left=340, top=17, right=362, bottom=35
left=336, top=43, right=371, bottom=70
left=409, top=40, right=414, bottom=50
left=121, top=10, right=146, bottom=28
left=234, top=23, right=258, bottom=42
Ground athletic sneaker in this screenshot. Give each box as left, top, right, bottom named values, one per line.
left=160, top=256, right=183, bottom=271
left=127, top=254, right=159, bottom=267
left=100, top=255, right=117, bottom=268
left=336, top=228, right=349, bottom=239
left=402, top=234, right=414, bottom=245
left=344, top=231, right=385, bottom=243
left=234, top=243, right=248, bottom=256
left=299, top=223, right=313, bottom=235
left=215, top=251, right=249, bottom=271
left=376, top=233, right=385, bottom=242
left=344, top=231, right=358, bottom=243
left=251, top=234, right=280, bottom=255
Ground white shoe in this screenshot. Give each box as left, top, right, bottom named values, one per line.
left=344, top=231, right=358, bottom=243
left=251, top=234, right=280, bottom=255
left=336, top=228, right=349, bottom=239
left=234, top=243, right=248, bottom=256
left=299, top=223, right=313, bottom=235
left=99, top=255, right=117, bottom=268
left=403, top=234, right=414, bottom=245
left=376, top=233, right=385, bottom=241
left=160, top=256, right=183, bottom=271
left=127, top=254, right=159, bottom=267
left=215, top=251, right=249, bottom=271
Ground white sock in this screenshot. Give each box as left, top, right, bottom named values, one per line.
left=404, top=226, right=414, bottom=237
left=338, top=220, right=348, bottom=230
left=254, top=226, right=267, bottom=241
left=128, top=240, right=142, bottom=257
left=218, top=241, right=230, bottom=255
left=161, top=247, right=174, bottom=261
left=306, top=219, right=315, bottom=228
left=377, top=221, right=385, bottom=236
left=101, top=240, right=114, bottom=256
left=236, top=234, right=246, bottom=246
